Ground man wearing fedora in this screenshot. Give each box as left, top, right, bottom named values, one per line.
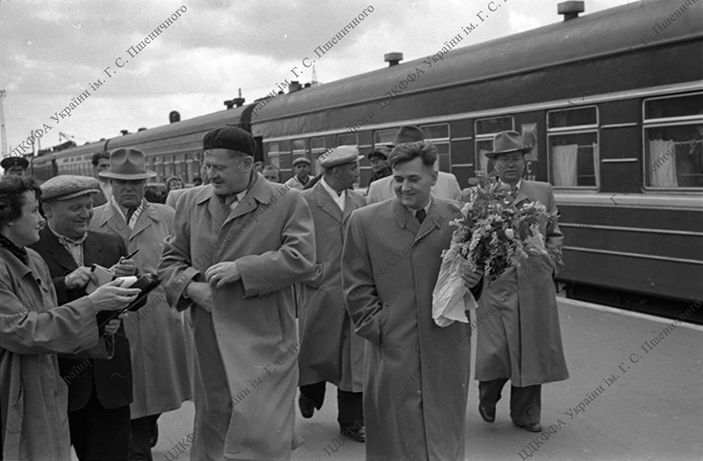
left=90, top=148, right=192, bottom=460
left=1, top=156, right=29, bottom=177
left=297, top=146, right=367, bottom=442
left=474, top=130, right=568, bottom=433
left=158, top=126, right=315, bottom=460
left=366, top=126, right=462, bottom=204
left=30, top=175, right=138, bottom=460
left=284, top=157, right=313, bottom=190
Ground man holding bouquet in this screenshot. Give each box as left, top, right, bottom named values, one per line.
left=475, top=131, right=569, bottom=433
left=342, top=140, right=482, bottom=460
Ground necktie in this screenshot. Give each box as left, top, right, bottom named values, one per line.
left=224, top=194, right=238, bottom=209
left=126, top=208, right=137, bottom=221
left=415, top=209, right=426, bottom=224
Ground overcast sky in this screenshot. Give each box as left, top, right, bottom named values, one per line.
left=1, top=0, right=637, bottom=155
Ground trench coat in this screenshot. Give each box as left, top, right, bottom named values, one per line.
left=1, top=246, right=99, bottom=460
left=297, top=182, right=366, bottom=392
left=158, top=175, right=315, bottom=461
left=342, top=197, right=474, bottom=461
left=475, top=180, right=569, bottom=387
left=90, top=200, right=192, bottom=419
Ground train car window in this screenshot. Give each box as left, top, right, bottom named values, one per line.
left=309, top=137, right=326, bottom=175
left=266, top=143, right=281, bottom=168
left=373, top=129, right=396, bottom=147
left=292, top=139, right=307, bottom=153
left=337, top=133, right=358, bottom=146
left=475, top=116, right=514, bottom=174
left=420, top=124, right=449, bottom=140
left=643, top=92, right=703, bottom=189
left=548, top=106, right=597, bottom=129
left=547, top=106, right=598, bottom=189
left=310, top=137, right=325, bottom=151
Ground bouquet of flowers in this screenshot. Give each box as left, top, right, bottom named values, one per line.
left=432, top=176, right=553, bottom=327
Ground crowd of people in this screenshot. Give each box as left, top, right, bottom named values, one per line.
left=0, top=125, right=567, bottom=461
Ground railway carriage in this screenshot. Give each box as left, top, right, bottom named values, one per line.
left=251, top=0, right=703, bottom=316
left=25, top=0, right=702, bottom=318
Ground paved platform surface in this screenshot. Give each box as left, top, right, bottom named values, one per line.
left=139, top=298, right=702, bottom=460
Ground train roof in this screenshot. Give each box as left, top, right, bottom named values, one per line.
left=252, top=0, right=703, bottom=123
left=33, top=139, right=109, bottom=163
left=107, top=105, right=248, bottom=156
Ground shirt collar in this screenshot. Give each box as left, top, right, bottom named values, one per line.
left=321, top=176, right=345, bottom=198
left=500, top=179, right=522, bottom=191
left=406, top=196, right=432, bottom=216
left=47, top=222, right=87, bottom=245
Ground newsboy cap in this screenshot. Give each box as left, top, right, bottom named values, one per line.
left=484, top=131, right=533, bottom=159
left=41, top=175, right=100, bottom=202
left=1, top=156, right=29, bottom=170
left=203, top=126, right=255, bottom=155
left=319, top=146, right=363, bottom=169
left=292, top=157, right=311, bottom=167
left=388, top=126, right=424, bottom=147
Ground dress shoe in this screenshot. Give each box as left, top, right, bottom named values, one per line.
left=298, top=393, right=315, bottom=419
left=478, top=403, right=495, bottom=423
left=514, top=421, right=543, bottom=433
left=340, top=424, right=365, bottom=443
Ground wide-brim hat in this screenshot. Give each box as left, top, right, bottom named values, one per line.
left=1, top=156, right=29, bottom=170
left=41, top=175, right=100, bottom=202
left=319, top=145, right=363, bottom=169
left=485, top=131, right=533, bottom=159
left=387, top=125, right=424, bottom=147
left=99, top=148, right=157, bottom=180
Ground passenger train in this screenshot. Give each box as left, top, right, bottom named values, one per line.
left=29, top=0, right=703, bottom=320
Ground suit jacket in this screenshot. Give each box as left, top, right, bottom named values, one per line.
left=366, top=171, right=462, bottom=204
left=30, top=228, right=133, bottom=411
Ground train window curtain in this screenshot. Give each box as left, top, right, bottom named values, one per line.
left=552, top=144, right=578, bottom=187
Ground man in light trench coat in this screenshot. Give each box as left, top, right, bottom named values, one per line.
left=342, top=140, right=483, bottom=461
left=475, top=131, right=569, bottom=433
left=297, top=146, right=367, bottom=442
left=158, top=126, right=316, bottom=461
left=90, top=148, right=192, bottom=460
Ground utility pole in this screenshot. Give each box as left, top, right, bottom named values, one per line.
left=0, top=89, right=8, bottom=157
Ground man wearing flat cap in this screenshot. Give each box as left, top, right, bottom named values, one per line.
left=474, top=131, right=568, bottom=433
left=284, top=156, right=313, bottom=190
left=90, top=148, right=192, bottom=459
left=366, top=125, right=462, bottom=204
left=366, top=148, right=391, bottom=186
left=158, top=126, right=316, bottom=461
left=1, top=156, right=29, bottom=177
left=342, top=140, right=483, bottom=460
left=296, top=145, right=366, bottom=442
left=30, top=175, right=138, bottom=460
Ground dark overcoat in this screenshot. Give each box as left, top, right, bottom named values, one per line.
left=475, top=180, right=569, bottom=386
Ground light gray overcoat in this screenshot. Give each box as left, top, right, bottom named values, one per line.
left=90, top=200, right=192, bottom=418
left=342, top=198, right=472, bottom=461
left=158, top=176, right=315, bottom=461
left=297, top=182, right=366, bottom=391
left=475, top=180, right=569, bottom=386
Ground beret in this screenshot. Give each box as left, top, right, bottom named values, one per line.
left=319, top=146, right=363, bottom=169
left=1, top=156, right=29, bottom=170
left=203, top=126, right=255, bottom=155
left=292, top=157, right=311, bottom=166
left=41, top=175, right=100, bottom=202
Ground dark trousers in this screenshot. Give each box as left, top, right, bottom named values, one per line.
left=300, top=381, right=363, bottom=427
left=479, top=378, right=541, bottom=425
left=69, top=390, right=130, bottom=461
left=128, top=415, right=159, bottom=461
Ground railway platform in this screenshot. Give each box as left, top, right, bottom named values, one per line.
left=134, top=297, right=703, bottom=461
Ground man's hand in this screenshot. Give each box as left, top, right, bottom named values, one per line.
left=65, top=266, right=96, bottom=289
left=461, top=268, right=484, bottom=289
left=185, top=282, right=214, bottom=312
left=111, top=258, right=138, bottom=277
left=103, top=315, right=125, bottom=336
left=204, top=262, right=241, bottom=288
